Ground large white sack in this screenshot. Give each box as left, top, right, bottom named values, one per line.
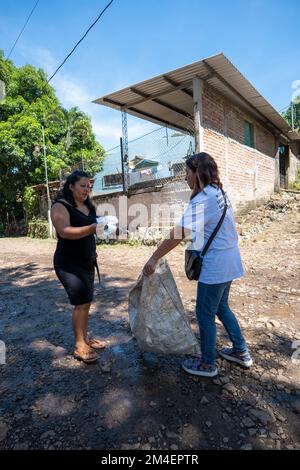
left=128, top=258, right=200, bottom=356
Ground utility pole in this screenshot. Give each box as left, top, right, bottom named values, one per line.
left=291, top=101, right=295, bottom=130
left=42, top=126, right=53, bottom=237
left=122, top=110, right=129, bottom=191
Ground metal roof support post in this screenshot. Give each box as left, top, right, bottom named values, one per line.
left=274, top=137, right=281, bottom=193
left=120, top=137, right=126, bottom=194
left=122, top=110, right=129, bottom=191
left=193, top=77, right=204, bottom=153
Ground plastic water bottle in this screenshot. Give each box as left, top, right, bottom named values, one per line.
left=96, top=216, right=119, bottom=240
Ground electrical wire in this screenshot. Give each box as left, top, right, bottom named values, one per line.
left=3, top=0, right=115, bottom=126
left=7, top=0, right=40, bottom=59
left=47, top=0, right=114, bottom=83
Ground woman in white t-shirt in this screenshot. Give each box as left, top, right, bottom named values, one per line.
left=143, top=152, right=253, bottom=377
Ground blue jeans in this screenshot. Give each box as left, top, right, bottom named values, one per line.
left=196, top=281, right=247, bottom=366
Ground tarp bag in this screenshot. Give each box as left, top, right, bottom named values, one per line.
left=128, top=258, right=200, bottom=355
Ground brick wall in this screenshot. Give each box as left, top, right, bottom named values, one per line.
left=289, top=142, right=300, bottom=186
left=93, top=179, right=191, bottom=231
left=202, top=84, right=277, bottom=210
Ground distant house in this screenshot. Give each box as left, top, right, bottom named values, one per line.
left=129, top=156, right=158, bottom=171
left=128, top=156, right=159, bottom=186
left=93, top=155, right=160, bottom=194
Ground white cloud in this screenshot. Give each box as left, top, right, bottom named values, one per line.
left=92, top=119, right=121, bottom=142
left=18, top=44, right=93, bottom=106
left=52, top=74, right=92, bottom=107
left=18, top=44, right=57, bottom=75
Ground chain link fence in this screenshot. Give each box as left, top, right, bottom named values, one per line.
left=93, top=124, right=195, bottom=196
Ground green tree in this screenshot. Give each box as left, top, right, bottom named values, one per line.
left=0, top=50, right=105, bottom=230
left=282, top=98, right=300, bottom=131
left=0, top=124, right=25, bottom=224
left=63, top=107, right=105, bottom=176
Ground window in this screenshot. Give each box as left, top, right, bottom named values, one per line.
left=103, top=173, right=123, bottom=188
left=244, top=120, right=254, bottom=148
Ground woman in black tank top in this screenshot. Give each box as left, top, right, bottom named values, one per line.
left=51, top=170, right=106, bottom=363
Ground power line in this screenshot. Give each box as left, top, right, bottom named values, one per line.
left=279, top=105, right=290, bottom=114
left=47, top=0, right=114, bottom=83
left=3, top=0, right=115, bottom=124
left=278, top=102, right=298, bottom=114
left=7, top=0, right=40, bottom=60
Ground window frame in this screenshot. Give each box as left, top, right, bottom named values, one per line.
left=244, top=119, right=255, bottom=148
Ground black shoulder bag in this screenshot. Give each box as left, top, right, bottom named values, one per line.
left=185, top=189, right=228, bottom=281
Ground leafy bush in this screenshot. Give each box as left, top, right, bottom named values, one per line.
left=294, top=181, right=300, bottom=191
left=27, top=218, right=49, bottom=238
left=23, top=186, right=40, bottom=221
left=293, top=164, right=300, bottom=190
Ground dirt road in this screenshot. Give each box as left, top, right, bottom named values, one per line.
left=0, top=193, right=299, bottom=450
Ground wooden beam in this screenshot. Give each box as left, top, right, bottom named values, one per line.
left=102, top=97, right=123, bottom=107
left=101, top=95, right=193, bottom=134
left=123, top=78, right=193, bottom=107
left=128, top=106, right=193, bottom=134
left=162, top=75, right=193, bottom=98
left=129, top=87, right=192, bottom=119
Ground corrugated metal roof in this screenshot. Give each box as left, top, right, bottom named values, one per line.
left=93, top=53, right=300, bottom=141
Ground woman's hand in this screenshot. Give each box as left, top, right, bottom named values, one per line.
left=90, top=223, right=97, bottom=234
left=143, top=256, right=158, bottom=276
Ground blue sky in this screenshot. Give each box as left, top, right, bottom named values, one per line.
left=1, top=0, right=299, bottom=150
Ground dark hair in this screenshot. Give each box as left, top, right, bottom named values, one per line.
left=185, top=152, right=222, bottom=198
left=55, top=170, right=94, bottom=210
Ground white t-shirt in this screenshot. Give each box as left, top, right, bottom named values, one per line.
left=178, top=185, right=245, bottom=284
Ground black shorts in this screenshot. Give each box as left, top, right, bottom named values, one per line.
left=54, top=264, right=95, bottom=306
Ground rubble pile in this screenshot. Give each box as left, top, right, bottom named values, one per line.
left=236, top=191, right=300, bottom=241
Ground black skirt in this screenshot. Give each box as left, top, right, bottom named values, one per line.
left=54, top=262, right=95, bottom=306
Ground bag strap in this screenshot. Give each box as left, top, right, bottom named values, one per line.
left=94, top=255, right=101, bottom=284
left=201, top=188, right=228, bottom=257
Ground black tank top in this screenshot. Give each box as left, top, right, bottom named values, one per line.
left=54, top=200, right=97, bottom=268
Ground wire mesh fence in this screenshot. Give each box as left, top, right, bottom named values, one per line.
left=93, top=124, right=195, bottom=196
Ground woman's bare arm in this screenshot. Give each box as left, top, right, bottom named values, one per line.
left=143, top=226, right=191, bottom=275
left=51, top=203, right=96, bottom=240
left=150, top=227, right=183, bottom=260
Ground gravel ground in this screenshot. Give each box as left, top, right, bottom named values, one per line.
left=0, top=192, right=299, bottom=450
